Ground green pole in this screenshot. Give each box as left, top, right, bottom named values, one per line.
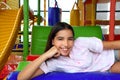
left=37, top=0, right=41, bottom=25
left=23, top=0, right=29, bottom=61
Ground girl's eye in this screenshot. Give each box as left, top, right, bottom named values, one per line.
left=68, top=37, right=74, bottom=41
left=57, top=37, right=63, bottom=40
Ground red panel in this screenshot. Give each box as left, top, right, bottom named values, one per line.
left=27, top=55, right=39, bottom=61
left=104, top=34, right=120, bottom=41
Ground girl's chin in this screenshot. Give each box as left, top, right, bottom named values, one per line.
left=59, top=50, right=70, bottom=56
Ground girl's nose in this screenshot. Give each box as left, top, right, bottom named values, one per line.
left=63, top=40, right=68, bottom=47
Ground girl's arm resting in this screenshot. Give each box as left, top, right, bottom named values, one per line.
left=103, top=40, right=120, bottom=50
left=17, top=46, right=58, bottom=80
left=17, top=54, right=48, bottom=80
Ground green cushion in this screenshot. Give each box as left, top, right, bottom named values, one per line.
left=31, top=26, right=51, bottom=55
left=16, top=61, right=30, bottom=71
left=73, top=26, right=102, bottom=39
left=31, top=26, right=102, bottom=55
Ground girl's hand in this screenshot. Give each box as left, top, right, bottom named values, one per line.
left=44, top=46, right=60, bottom=58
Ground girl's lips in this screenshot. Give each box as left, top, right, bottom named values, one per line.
left=62, top=48, right=68, bottom=51
left=60, top=47, right=68, bottom=51
left=60, top=48, right=70, bottom=54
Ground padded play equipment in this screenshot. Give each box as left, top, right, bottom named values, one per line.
left=7, top=71, right=120, bottom=80
left=0, top=6, right=23, bottom=71
left=48, top=0, right=61, bottom=26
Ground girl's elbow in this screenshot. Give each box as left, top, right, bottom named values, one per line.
left=17, top=74, right=28, bottom=80
left=17, top=75, right=23, bottom=80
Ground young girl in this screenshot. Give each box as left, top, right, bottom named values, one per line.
left=17, top=22, right=120, bottom=80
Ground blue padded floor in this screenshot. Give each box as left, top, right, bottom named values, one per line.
left=7, top=71, right=120, bottom=80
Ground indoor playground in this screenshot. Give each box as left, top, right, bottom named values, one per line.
left=0, top=0, right=120, bottom=80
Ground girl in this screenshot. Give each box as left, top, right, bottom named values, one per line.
left=18, top=22, right=120, bottom=80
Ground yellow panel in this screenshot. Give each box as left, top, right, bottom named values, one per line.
left=0, top=6, right=23, bottom=71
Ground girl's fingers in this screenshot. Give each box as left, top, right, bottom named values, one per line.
left=45, top=46, right=59, bottom=58
left=54, top=52, right=60, bottom=58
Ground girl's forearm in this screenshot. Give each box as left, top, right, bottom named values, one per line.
left=17, top=46, right=57, bottom=80
left=17, top=54, right=48, bottom=80
left=103, top=40, right=120, bottom=50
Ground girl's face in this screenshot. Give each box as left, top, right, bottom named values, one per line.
left=52, top=29, right=74, bottom=57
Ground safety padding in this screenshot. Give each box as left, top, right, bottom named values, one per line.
left=31, top=26, right=52, bottom=55
left=7, top=71, right=120, bottom=80
left=16, top=61, right=30, bottom=71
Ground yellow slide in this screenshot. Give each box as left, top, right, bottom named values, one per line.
left=0, top=6, right=23, bottom=71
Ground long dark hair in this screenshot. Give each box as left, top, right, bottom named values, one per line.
left=44, top=22, right=74, bottom=52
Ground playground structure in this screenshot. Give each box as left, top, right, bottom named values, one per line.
left=0, top=1, right=35, bottom=79
left=0, top=0, right=120, bottom=79
left=0, top=6, right=23, bottom=71
left=78, top=0, right=119, bottom=40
